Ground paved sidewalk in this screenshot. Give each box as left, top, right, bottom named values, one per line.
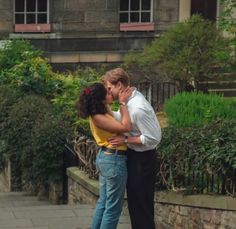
left=0, top=192, right=131, bottom=229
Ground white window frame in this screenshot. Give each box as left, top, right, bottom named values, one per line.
left=120, top=0, right=153, bottom=23
left=14, top=0, right=50, bottom=24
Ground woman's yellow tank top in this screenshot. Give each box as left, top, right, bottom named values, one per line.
left=89, top=114, right=127, bottom=151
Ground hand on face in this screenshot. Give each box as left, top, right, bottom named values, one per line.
left=119, top=86, right=133, bottom=103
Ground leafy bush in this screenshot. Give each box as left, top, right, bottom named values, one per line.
left=158, top=119, right=236, bottom=195
left=0, top=39, right=42, bottom=75
left=0, top=86, right=22, bottom=169
left=52, top=67, right=104, bottom=126
left=0, top=40, right=60, bottom=97
left=29, top=112, right=71, bottom=192
left=3, top=57, right=59, bottom=97
left=124, top=15, right=230, bottom=90
left=165, top=92, right=236, bottom=127
left=2, top=94, right=72, bottom=193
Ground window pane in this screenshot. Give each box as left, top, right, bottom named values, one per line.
left=130, top=12, right=139, bottom=22
left=131, top=0, right=140, bottom=10
left=15, top=13, right=24, bottom=23
left=26, top=0, right=36, bottom=12
left=120, top=13, right=128, bottom=23
left=120, top=0, right=128, bottom=11
left=38, top=14, right=47, bottom=23
left=15, top=0, right=25, bottom=12
left=26, top=14, right=36, bottom=23
left=142, top=0, right=151, bottom=10
left=38, top=0, right=47, bottom=12
left=141, top=12, right=150, bottom=22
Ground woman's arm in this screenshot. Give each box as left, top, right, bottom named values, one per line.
left=92, top=87, right=132, bottom=133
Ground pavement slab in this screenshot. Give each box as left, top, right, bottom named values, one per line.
left=0, top=192, right=131, bottom=229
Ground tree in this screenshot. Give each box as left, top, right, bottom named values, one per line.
left=124, top=15, right=230, bottom=91
left=219, top=0, right=236, bottom=71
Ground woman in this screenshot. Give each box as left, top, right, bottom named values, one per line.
left=77, top=82, right=132, bottom=229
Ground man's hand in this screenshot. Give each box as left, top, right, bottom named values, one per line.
left=119, top=86, right=133, bottom=104
left=108, top=135, right=126, bottom=147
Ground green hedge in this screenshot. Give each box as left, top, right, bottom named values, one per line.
left=157, top=119, right=236, bottom=195
left=0, top=92, right=72, bottom=193
left=165, top=92, right=236, bottom=127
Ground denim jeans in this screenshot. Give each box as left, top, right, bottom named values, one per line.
left=91, top=148, right=127, bottom=229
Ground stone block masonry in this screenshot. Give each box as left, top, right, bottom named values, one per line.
left=67, top=167, right=236, bottom=229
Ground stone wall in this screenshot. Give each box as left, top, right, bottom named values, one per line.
left=156, top=204, right=236, bottom=229
left=155, top=192, right=236, bottom=229
left=0, top=0, right=13, bottom=36
left=51, top=0, right=119, bottom=34
left=67, top=167, right=99, bottom=205
left=0, top=161, right=11, bottom=192
left=67, top=167, right=236, bottom=229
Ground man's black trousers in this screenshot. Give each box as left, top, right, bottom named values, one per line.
left=127, top=148, right=158, bottom=229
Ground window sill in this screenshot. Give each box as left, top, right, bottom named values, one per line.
left=120, top=22, right=154, bottom=31
left=14, top=24, right=51, bottom=33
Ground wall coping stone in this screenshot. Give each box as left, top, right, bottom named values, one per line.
left=67, top=167, right=99, bottom=196
left=9, top=33, right=160, bottom=39
left=67, top=167, right=236, bottom=211
left=157, top=191, right=236, bottom=211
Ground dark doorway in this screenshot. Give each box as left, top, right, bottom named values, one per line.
left=191, top=0, right=217, bottom=21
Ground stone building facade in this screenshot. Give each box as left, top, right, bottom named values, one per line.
left=0, top=0, right=224, bottom=70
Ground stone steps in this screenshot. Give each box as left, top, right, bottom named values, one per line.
left=199, top=75, right=236, bottom=97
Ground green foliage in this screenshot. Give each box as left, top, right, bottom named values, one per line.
left=0, top=85, right=22, bottom=169
left=76, top=119, right=91, bottom=138
left=1, top=94, right=72, bottom=193
left=3, top=57, right=58, bottom=96
left=165, top=92, right=236, bottom=127
left=219, top=0, right=236, bottom=71
left=0, top=39, right=42, bottom=73
left=124, top=15, right=230, bottom=88
left=52, top=67, right=103, bottom=125
left=158, top=119, right=236, bottom=195
left=0, top=39, right=60, bottom=97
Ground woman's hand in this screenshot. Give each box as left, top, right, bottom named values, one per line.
left=119, top=87, right=134, bottom=104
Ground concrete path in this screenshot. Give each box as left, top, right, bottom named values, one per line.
left=0, top=192, right=131, bottom=229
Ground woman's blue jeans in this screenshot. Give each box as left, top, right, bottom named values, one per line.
left=91, top=148, right=127, bottom=229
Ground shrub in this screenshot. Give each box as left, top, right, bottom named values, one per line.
left=29, top=112, right=72, bottom=192
left=0, top=40, right=61, bottom=98
left=52, top=67, right=103, bottom=126
left=3, top=57, right=59, bottom=97
left=164, top=92, right=236, bottom=127
left=2, top=94, right=72, bottom=193
left=0, top=86, right=22, bottom=169
left=0, top=39, right=42, bottom=76
left=124, top=15, right=230, bottom=90
left=157, top=119, right=236, bottom=195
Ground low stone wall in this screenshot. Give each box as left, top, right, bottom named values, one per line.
left=0, top=161, right=11, bottom=192
left=67, top=167, right=99, bottom=205
left=67, top=167, right=236, bottom=229
left=155, top=192, right=236, bottom=229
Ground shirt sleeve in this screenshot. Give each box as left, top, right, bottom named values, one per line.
left=112, top=110, right=121, bottom=121
left=133, top=107, right=162, bottom=147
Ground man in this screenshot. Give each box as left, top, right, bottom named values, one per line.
left=102, top=68, right=161, bottom=229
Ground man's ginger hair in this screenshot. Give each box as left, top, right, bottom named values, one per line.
left=102, top=68, right=130, bottom=87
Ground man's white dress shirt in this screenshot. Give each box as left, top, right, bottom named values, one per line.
left=113, top=89, right=162, bottom=152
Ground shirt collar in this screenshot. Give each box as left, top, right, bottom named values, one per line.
left=127, top=87, right=137, bottom=102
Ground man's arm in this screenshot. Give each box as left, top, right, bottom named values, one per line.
left=108, top=135, right=142, bottom=147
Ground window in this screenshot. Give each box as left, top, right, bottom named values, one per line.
left=120, top=0, right=153, bottom=23
left=14, top=0, right=50, bottom=32
left=119, top=0, right=154, bottom=31
left=191, top=0, right=217, bottom=21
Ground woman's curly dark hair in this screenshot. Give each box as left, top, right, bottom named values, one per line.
left=77, top=83, right=108, bottom=118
